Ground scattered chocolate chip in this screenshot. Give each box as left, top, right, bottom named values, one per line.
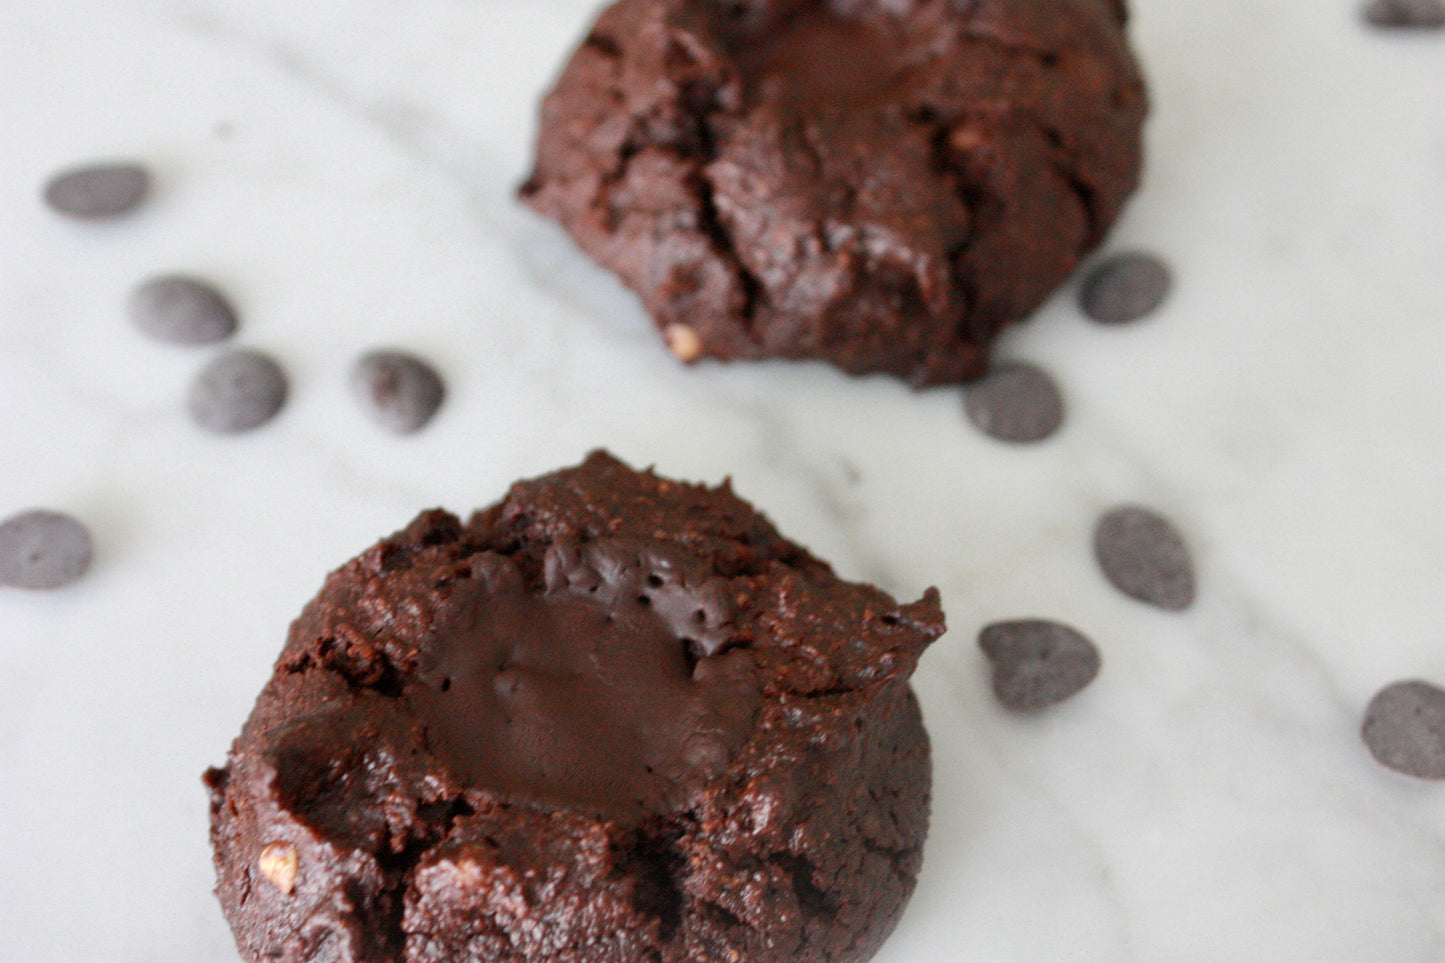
left=0, top=509, right=94, bottom=590
left=43, top=162, right=149, bottom=219
left=964, top=361, right=1065, bottom=443
left=1362, top=0, right=1445, bottom=28
left=1093, top=505, right=1195, bottom=610
left=188, top=349, right=288, bottom=433
left=128, top=275, right=238, bottom=346
left=1362, top=680, right=1445, bottom=779
left=349, top=350, right=445, bottom=434
left=979, top=619, right=1101, bottom=711
left=1078, top=251, right=1172, bottom=324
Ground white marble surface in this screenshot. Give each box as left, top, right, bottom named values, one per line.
left=1, top=1, right=1442, bottom=960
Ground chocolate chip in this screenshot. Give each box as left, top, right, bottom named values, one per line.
left=0, top=509, right=93, bottom=590
left=188, top=349, right=288, bottom=433
left=129, top=275, right=238, bottom=346
left=1362, top=0, right=1445, bottom=28
left=1362, top=680, right=1445, bottom=779
left=964, top=361, right=1065, bottom=443
left=979, top=619, right=1101, bottom=711
left=1078, top=251, right=1172, bottom=324
left=349, top=350, right=445, bottom=434
left=1093, top=505, right=1195, bottom=610
left=43, top=162, right=149, bottom=219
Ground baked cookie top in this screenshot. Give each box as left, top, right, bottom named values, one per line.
left=207, top=452, right=944, bottom=962
left=522, top=0, right=1146, bottom=384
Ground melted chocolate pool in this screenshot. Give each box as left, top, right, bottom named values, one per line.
left=404, top=540, right=759, bottom=823
left=728, top=4, right=916, bottom=112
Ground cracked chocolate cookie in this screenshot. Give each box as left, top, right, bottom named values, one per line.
left=521, top=0, right=1146, bottom=385
left=205, top=451, right=944, bottom=962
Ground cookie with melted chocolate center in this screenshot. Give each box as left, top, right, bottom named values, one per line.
left=521, top=0, right=1146, bottom=385
left=205, top=451, right=943, bottom=963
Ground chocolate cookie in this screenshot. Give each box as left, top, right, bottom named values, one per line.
left=205, top=451, right=944, bottom=962
left=521, top=0, right=1146, bottom=385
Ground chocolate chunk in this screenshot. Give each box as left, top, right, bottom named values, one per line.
left=522, top=0, right=1148, bottom=385
left=1362, top=680, right=1445, bottom=779
left=349, top=350, right=445, bottom=434
left=404, top=544, right=756, bottom=821
left=979, top=619, right=1100, bottom=711
left=1362, top=0, right=1445, bottom=28
left=1093, top=505, right=1195, bottom=610
left=128, top=275, right=239, bottom=346
left=188, top=349, right=288, bottom=433
left=43, top=162, right=149, bottom=219
left=0, top=509, right=93, bottom=590
left=1078, top=251, right=1172, bottom=324
left=964, top=361, right=1065, bottom=443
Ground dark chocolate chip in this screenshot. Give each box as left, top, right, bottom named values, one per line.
left=1362, top=680, right=1445, bottom=779
left=188, top=349, right=288, bottom=433
left=129, top=275, right=238, bottom=346
left=979, top=619, right=1101, bottom=711
left=1093, top=505, right=1195, bottom=610
left=1363, top=0, right=1445, bottom=28
left=43, top=162, right=149, bottom=219
left=964, top=361, right=1065, bottom=443
left=0, top=509, right=94, bottom=590
left=1078, top=251, right=1172, bottom=324
left=349, top=350, right=445, bottom=434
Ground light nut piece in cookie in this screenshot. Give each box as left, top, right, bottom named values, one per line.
left=257, top=842, right=298, bottom=895
left=664, top=324, right=703, bottom=363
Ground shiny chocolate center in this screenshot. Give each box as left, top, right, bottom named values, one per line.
left=404, top=540, right=758, bottom=823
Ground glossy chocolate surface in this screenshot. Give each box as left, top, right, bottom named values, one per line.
left=405, top=542, right=758, bottom=821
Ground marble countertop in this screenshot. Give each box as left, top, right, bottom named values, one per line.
left=1, top=1, right=1441, bottom=960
